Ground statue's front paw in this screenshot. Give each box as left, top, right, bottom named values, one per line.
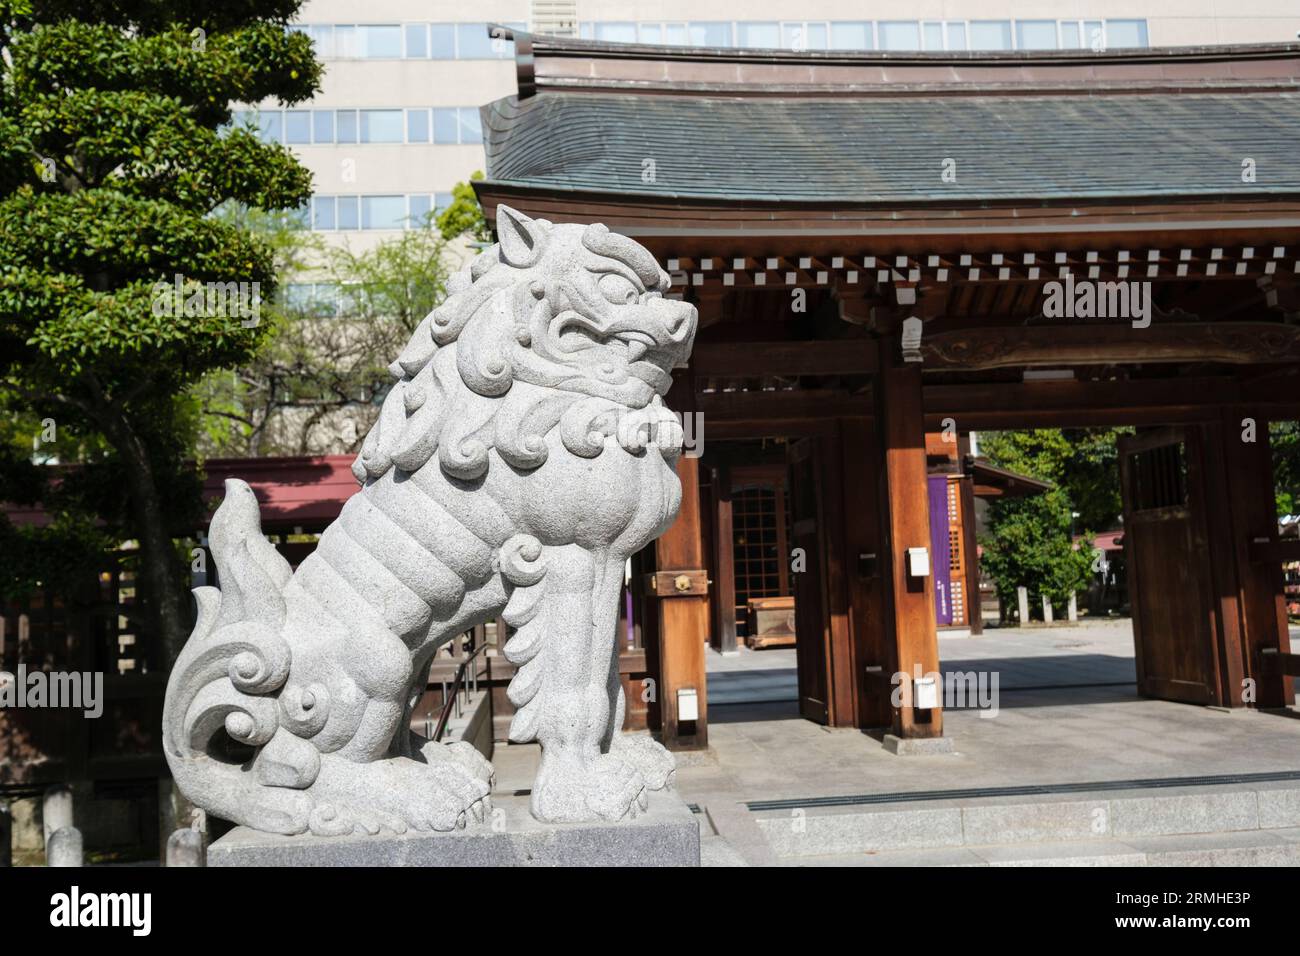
left=532, top=753, right=648, bottom=823
left=309, top=754, right=490, bottom=835
left=608, top=734, right=675, bottom=790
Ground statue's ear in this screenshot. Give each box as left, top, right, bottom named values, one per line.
left=496, top=205, right=544, bottom=268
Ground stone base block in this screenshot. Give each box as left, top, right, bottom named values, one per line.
left=883, top=733, right=956, bottom=756
left=208, top=789, right=700, bottom=867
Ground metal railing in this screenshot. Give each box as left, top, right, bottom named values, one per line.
left=431, top=634, right=488, bottom=742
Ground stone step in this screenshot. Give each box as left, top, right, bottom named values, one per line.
left=778, top=827, right=1300, bottom=867
left=752, top=782, right=1300, bottom=858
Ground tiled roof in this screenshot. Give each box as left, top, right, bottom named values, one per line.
left=481, top=91, right=1300, bottom=205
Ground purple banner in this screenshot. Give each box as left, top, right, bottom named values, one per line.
left=928, top=476, right=953, bottom=626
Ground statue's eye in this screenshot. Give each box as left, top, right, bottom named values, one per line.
left=597, top=273, right=639, bottom=305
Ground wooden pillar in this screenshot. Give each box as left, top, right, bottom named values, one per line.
left=647, top=455, right=710, bottom=750
left=876, top=351, right=943, bottom=738
left=1221, top=410, right=1294, bottom=708
left=709, top=462, right=737, bottom=654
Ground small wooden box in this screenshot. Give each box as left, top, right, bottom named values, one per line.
left=746, top=595, right=796, bottom=649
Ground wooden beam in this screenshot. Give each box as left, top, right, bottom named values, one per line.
left=1248, top=539, right=1300, bottom=564
left=691, top=339, right=877, bottom=377
left=921, top=376, right=1300, bottom=429
left=698, top=387, right=868, bottom=425
left=921, top=322, right=1300, bottom=370
left=1262, top=649, right=1300, bottom=677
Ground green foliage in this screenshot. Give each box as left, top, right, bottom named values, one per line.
left=1273, top=420, right=1300, bottom=517
left=436, top=171, right=492, bottom=244
left=196, top=214, right=453, bottom=457
left=0, top=2, right=320, bottom=654
left=978, top=487, right=1097, bottom=615
left=977, top=428, right=1130, bottom=617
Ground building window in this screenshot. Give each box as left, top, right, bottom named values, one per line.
left=1105, top=19, right=1148, bottom=48
left=312, top=196, right=336, bottom=230
left=781, top=22, right=829, bottom=51
left=337, top=195, right=359, bottom=230
left=829, top=22, right=872, bottom=50
left=433, top=108, right=459, bottom=144
left=879, top=21, right=921, bottom=51
left=361, top=195, right=406, bottom=229
left=407, top=109, right=430, bottom=143
left=312, top=110, right=334, bottom=144
left=435, top=191, right=454, bottom=213
left=404, top=23, right=427, bottom=58
left=359, top=109, right=403, bottom=143
left=307, top=24, right=334, bottom=57
left=257, top=110, right=282, bottom=143
left=689, top=22, right=731, bottom=47
left=922, top=21, right=944, bottom=50
left=969, top=20, right=1012, bottom=50
left=336, top=109, right=358, bottom=144
left=408, top=194, right=432, bottom=224
left=430, top=23, right=456, bottom=58
left=662, top=23, right=689, bottom=45
left=1016, top=21, right=1059, bottom=50
left=736, top=22, right=779, bottom=49
left=457, top=108, right=482, bottom=144
left=457, top=22, right=495, bottom=58
left=283, top=110, right=311, bottom=144
left=947, top=23, right=968, bottom=49
left=595, top=22, right=637, bottom=43
left=362, top=24, right=402, bottom=57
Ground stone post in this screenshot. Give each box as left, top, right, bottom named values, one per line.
left=42, top=785, right=73, bottom=848
left=166, top=828, right=206, bottom=867
left=1068, top=591, right=1078, bottom=622
left=1016, top=587, right=1029, bottom=625
left=46, top=827, right=83, bottom=867
left=1042, top=595, right=1054, bottom=624
left=0, top=802, right=12, bottom=867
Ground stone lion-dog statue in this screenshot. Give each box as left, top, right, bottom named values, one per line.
left=163, top=208, right=698, bottom=836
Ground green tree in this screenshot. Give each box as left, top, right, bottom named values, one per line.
left=197, top=214, right=453, bottom=457
left=436, top=171, right=492, bottom=244
left=977, top=428, right=1129, bottom=619
left=1272, top=420, right=1300, bottom=517
left=0, top=2, right=321, bottom=660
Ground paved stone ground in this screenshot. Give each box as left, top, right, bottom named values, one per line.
left=490, top=618, right=1300, bottom=864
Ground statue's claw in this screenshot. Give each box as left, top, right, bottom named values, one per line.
left=532, top=752, right=649, bottom=823
left=608, top=734, right=676, bottom=791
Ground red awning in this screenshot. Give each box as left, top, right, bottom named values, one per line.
left=201, top=456, right=359, bottom=529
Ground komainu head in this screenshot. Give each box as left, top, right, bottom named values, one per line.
left=354, top=207, right=698, bottom=483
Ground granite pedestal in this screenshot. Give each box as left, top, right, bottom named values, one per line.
left=208, top=789, right=700, bottom=867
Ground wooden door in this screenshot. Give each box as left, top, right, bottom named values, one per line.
left=787, top=438, right=831, bottom=723
left=1119, top=427, right=1221, bottom=704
